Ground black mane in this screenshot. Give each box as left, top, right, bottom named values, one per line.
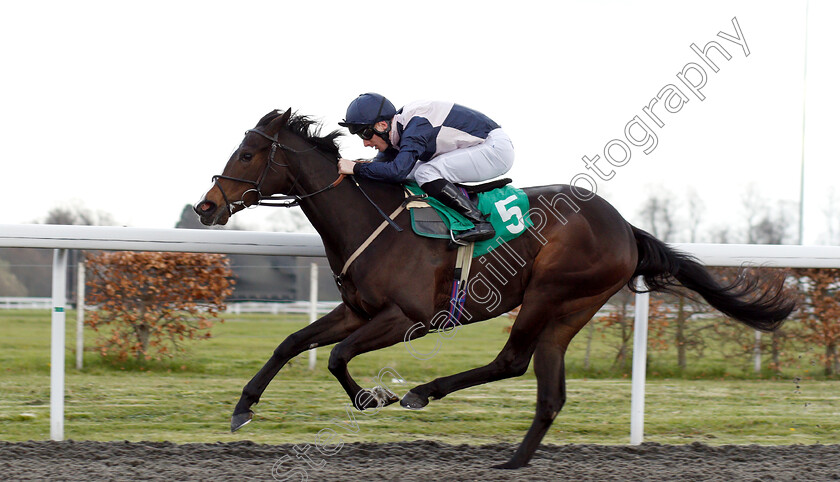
left=256, top=110, right=342, bottom=156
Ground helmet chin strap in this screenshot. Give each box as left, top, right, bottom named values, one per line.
left=374, top=120, right=392, bottom=146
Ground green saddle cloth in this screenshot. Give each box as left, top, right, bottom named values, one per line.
left=404, top=182, right=533, bottom=257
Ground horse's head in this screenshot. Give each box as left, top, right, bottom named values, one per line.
left=194, top=109, right=299, bottom=226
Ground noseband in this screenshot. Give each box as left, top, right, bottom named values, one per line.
left=211, top=129, right=345, bottom=212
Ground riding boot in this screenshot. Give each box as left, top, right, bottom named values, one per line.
left=421, top=179, right=496, bottom=243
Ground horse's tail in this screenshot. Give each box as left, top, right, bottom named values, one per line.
left=629, top=225, right=795, bottom=332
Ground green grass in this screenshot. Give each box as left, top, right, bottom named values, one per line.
left=1, top=310, right=838, bottom=445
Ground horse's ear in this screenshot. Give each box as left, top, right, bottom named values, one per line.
left=266, top=108, right=293, bottom=135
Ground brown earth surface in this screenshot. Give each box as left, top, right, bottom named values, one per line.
left=1, top=440, right=839, bottom=481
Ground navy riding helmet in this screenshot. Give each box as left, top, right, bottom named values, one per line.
left=338, top=93, right=396, bottom=135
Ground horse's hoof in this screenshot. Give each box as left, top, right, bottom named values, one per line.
left=491, top=461, right=525, bottom=470
left=400, top=391, right=428, bottom=410
left=231, top=411, right=253, bottom=432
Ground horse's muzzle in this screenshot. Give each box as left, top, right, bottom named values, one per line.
left=194, top=200, right=229, bottom=226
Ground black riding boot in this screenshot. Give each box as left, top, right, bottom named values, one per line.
left=421, top=179, right=496, bottom=243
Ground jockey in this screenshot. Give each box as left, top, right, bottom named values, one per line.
left=337, top=93, right=514, bottom=243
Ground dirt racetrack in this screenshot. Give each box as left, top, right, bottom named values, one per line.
left=2, top=440, right=839, bottom=481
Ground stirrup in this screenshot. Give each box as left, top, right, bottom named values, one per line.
left=449, top=230, right=469, bottom=246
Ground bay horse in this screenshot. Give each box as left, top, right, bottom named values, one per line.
left=194, top=109, right=795, bottom=469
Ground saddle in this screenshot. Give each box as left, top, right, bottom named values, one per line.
left=403, top=178, right=531, bottom=257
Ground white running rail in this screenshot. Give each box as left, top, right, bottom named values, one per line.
left=3, top=224, right=840, bottom=443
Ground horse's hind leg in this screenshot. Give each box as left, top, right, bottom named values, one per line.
left=231, top=303, right=364, bottom=431
left=494, top=307, right=598, bottom=469
left=401, top=300, right=555, bottom=409
left=400, top=301, right=598, bottom=468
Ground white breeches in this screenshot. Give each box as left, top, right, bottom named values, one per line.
left=408, top=128, right=515, bottom=185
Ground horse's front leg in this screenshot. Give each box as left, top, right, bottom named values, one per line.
left=328, top=304, right=424, bottom=411
left=231, top=303, right=364, bottom=431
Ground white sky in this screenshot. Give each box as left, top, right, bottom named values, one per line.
left=1, top=0, right=838, bottom=244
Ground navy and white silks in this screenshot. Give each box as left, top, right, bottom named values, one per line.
left=353, top=100, right=514, bottom=185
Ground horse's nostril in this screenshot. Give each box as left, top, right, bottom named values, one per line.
left=195, top=200, right=216, bottom=215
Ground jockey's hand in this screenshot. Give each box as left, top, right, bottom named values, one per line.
left=337, top=158, right=357, bottom=175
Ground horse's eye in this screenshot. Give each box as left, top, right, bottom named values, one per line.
left=241, top=152, right=253, bottom=162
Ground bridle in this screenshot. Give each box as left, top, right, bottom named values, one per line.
left=211, top=128, right=345, bottom=212
left=210, top=127, right=402, bottom=232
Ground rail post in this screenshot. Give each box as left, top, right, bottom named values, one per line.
left=630, top=279, right=650, bottom=445
left=50, top=249, right=68, bottom=441
left=308, top=262, right=318, bottom=370
left=76, top=261, right=85, bottom=370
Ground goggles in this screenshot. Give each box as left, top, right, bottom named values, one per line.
left=355, top=122, right=391, bottom=141
left=357, top=126, right=377, bottom=141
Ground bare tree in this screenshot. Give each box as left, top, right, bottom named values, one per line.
left=685, top=188, right=706, bottom=243
left=637, top=188, right=677, bottom=242
left=741, top=185, right=794, bottom=245
left=709, top=225, right=735, bottom=244
left=43, top=202, right=116, bottom=226
left=741, top=184, right=764, bottom=242
left=821, top=188, right=840, bottom=245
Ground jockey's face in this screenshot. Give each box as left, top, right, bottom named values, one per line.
left=363, top=121, right=390, bottom=152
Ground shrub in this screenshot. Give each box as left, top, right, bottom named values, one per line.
left=85, top=251, right=234, bottom=362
